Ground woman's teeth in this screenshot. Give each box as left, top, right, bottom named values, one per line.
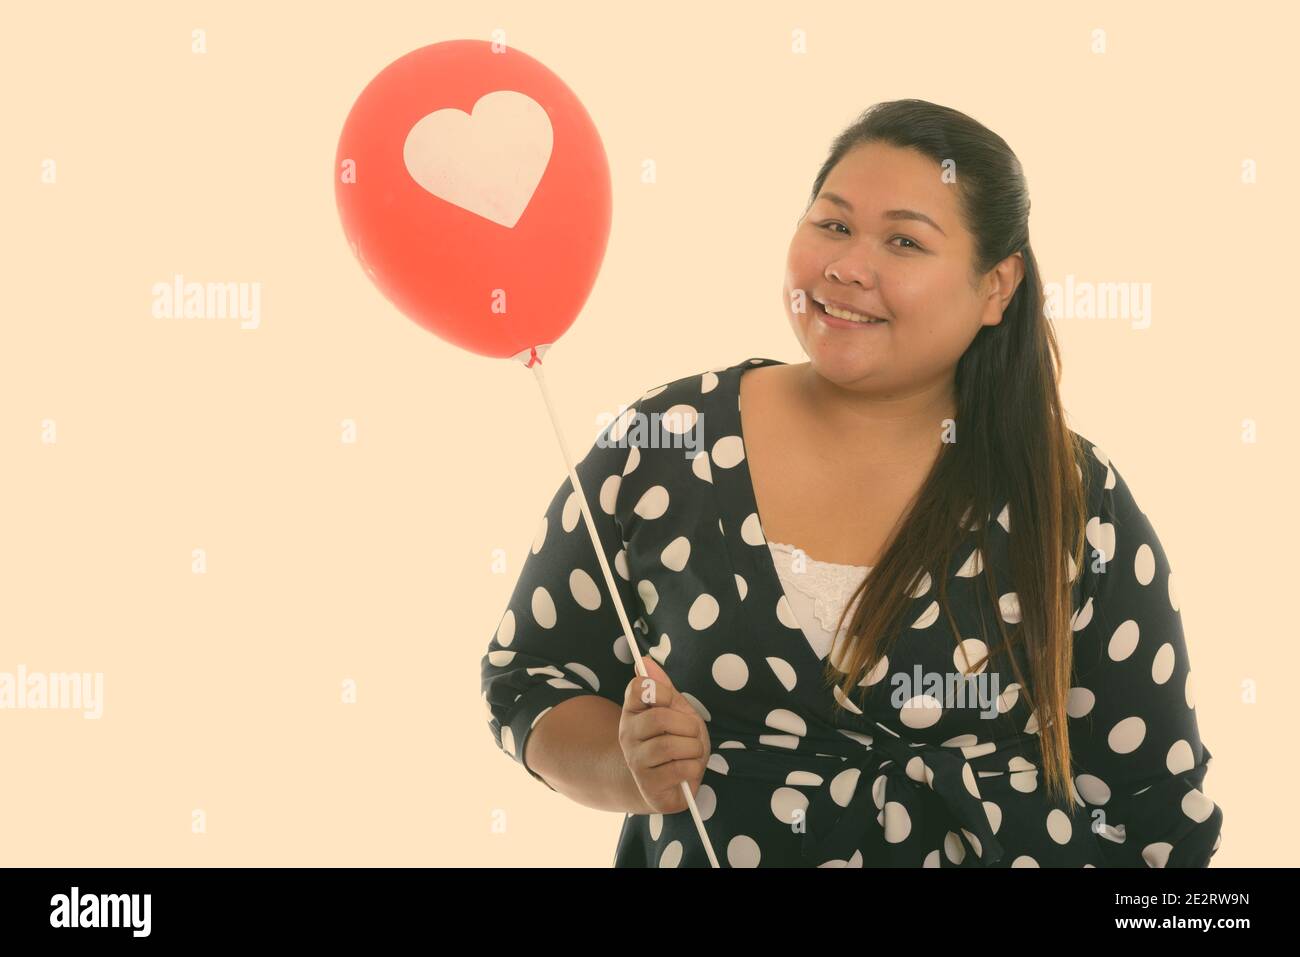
left=820, top=302, right=885, bottom=324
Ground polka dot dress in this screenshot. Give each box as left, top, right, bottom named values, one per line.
left=480, top=357, right=1224, bottom=867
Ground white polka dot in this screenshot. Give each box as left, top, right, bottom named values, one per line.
left=998, top=592, right=1022, bottom=624
left=1169, top=572, right=1179, bottom=612
left=770, top=787, right=809, bottom=826
left=899, top=695, right=943, bottom=729
left=694, top=784, right=717, bottom=821
left=911, top=601, right=940, bottom=628
left=740, top=512, right=766, bottom=546
left=765, top=709, right=807, bottom=737
left=614, top=548, right=629, bottom=580
left=531, top=517, right=548, bottom=554
left=1108, top=620, right=1140, bottom=661
left=943, top=831, right=966, bottom=864
left=1009, top=769, right=1038, bottom=793
left=1141, top=842, right=1172, bottom=867
left=1072, top=597, right=1095, bottom=631
left=712, top=653, right=749, bottom=691
left=711, top=435, right=746, bottom=468
left=531, top=586, right=556, bottom=629
left=1067, top=686, right=1094, bottom=718
left=660, top=536, right=691, bottom=571
left=832, top=684, right=862, bottom=715
left=623, top=444, right=640, bottom=476
left=766, top=657, right=797, bottom=691
left=1181, top=788, right=1215, bottom=823
left=687, top=593, right=720, bottom=630
left=1087, top=516, right=1115, bottom=566
left=1134, top=543, right=1155, bottom=585
left=1108, top=716, right=1146, bottom=754
left=633, top=486, right=670, bottom=520
left=829, top=768, right=861, bottom=807
left=495, top=609, right=516, bottom=647
left=1011, top=855, right=1039, bottom=867
left=1046, top=808, right=1073, bottom=844
left=1152, top=643, right=1175, bottom=683
left=569, top=568, right=601, bottom=610
left=675, top=694, right=709, bottom=725
left=599, top=473, right=621, bottom=514
left=567, top=661, right=599, bottom=691
left=881, top=802, right=911, bottom=843
left=1075, top=774, right=1111, bottom=805
left=1166, top=739, right=1194, bottom=774
left=735, top=574, right=747, bottom=600
left=775, top=595, right=800, bottom=630
left=662, top=404, right=699, bottom=435
left=691, top=450, right=713, bottom=483
left=562, top=491, right=581, bottom=532
left=701, top=371, right=719, bottom=394
left=956, top=548, right=984, bottom=577
left=954, top=639, right=988, bottom=675
left=487, top=648, right=515, bottom=667
left=727, top=834, right=761, bottom=867
left=658, top=840, right=683, bottom=867
left=637, top=579, right=659, bottom=614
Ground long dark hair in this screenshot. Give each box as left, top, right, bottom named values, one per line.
left=811, top=100, right=1091, bottom=811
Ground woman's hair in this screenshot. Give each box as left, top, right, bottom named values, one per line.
left=810, top=99, right=1092, bottom=811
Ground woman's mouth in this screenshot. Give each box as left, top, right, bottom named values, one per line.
left=813, top=300, right=889, bottom=329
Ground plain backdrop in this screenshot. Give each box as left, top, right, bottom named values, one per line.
left=2, top=0, right=1291, bottom=866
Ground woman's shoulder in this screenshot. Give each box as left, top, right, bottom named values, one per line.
left=628, top=357, right=773, bottom=413
left=595, top=358, right=775, bottom=481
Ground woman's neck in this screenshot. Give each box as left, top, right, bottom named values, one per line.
left=792, top=362, right=956, bottom=469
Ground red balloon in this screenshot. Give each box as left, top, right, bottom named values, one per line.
left=335, top=40, right=612, bottom=361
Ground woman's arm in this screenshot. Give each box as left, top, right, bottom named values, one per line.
left=1067, top=444, right=1224, bottom=866
left=480, top=398, right=651, bottom=810
left=524, top=694, right=654, bottom=813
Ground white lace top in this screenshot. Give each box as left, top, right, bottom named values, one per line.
left=767, top=540, right=872, bottom=660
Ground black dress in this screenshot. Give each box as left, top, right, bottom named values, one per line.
left=480, top=356, right=1224, bottom=867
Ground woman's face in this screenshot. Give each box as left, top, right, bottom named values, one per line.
left=783, top=141, right=1022, bottom=395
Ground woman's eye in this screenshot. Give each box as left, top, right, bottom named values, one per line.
left=817, top=221, right=849, bottom=235
left=892, top=236, right=921, bottom=250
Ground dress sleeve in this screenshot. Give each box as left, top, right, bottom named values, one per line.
left=1067, top=447, right=1224, bottom=867
left=480, top=400, right=645, bottom=790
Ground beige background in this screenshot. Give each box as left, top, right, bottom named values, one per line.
left=2, top=1, right=1291, bottom=866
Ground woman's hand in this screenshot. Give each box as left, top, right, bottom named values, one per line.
left=618, top=656, right=711, bottom=814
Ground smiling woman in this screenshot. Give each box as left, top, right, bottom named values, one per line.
left=480, top=99, right=1223, bottom=868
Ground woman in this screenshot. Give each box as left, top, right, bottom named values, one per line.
left=480, top=99, right=1223, bottom=867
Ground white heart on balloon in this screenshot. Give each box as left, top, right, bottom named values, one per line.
left=403, top=89, right=554, bottom=229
